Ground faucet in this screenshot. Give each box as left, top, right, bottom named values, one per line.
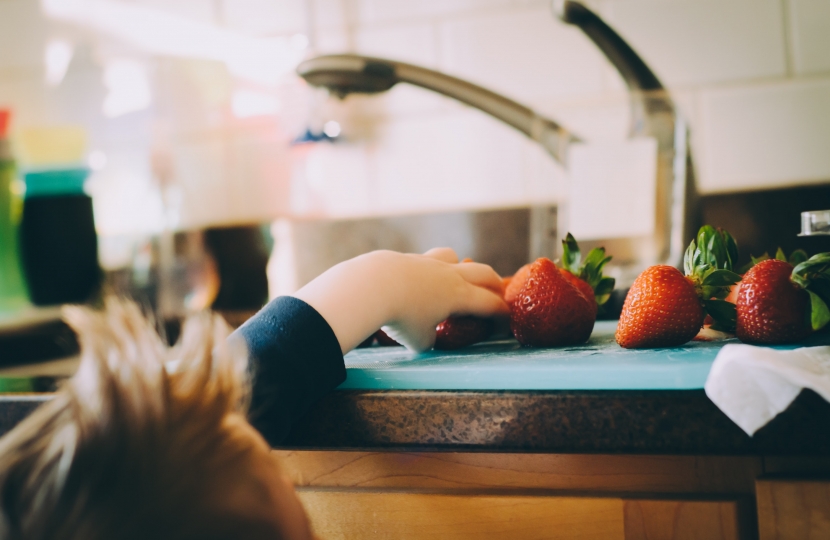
left=296, top=55, right=577, bottom=167
left=296, top=1, right=698, bottom=286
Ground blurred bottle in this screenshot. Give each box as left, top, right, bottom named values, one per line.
left=17, top=127, right=101, bottom=305
left=0, top=110, right=29, bottom=311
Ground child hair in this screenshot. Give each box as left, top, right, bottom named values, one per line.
left=0, top=299, right=288, bottom=540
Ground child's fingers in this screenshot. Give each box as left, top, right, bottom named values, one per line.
left=455, top=262, right=505, bottom=295
left=422, top=247, right=458, bottom=264
left=457, top=285, right=510, bottom=317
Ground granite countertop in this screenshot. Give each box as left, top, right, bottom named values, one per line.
left=1, top=321, right=828, bottom=455
left=280, top=388, right=830, bottom=455
left=2, top=388, right=828, bottom=455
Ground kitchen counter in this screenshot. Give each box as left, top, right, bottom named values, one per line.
left=280, top=387, right=830, bottom=455
left=280, top=321, right=830, bottom=455
left=2, top=325, right=829, bottom=538
left=1, top=321, right=829, bottom=454
left=3, top=388, right=829, bottom=455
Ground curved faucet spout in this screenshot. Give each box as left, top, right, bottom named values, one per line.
left=296, top=54, right=577, bottom=166
left=556, top=0, right=699, bottom=272
left=296, top=2, right=700, bottom=286
left=554, top=0, right=663, bottom=93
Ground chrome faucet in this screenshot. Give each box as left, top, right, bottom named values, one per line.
left=296, top=55, right=577, bottom=167
left=296, top=1, right=698, bottom=286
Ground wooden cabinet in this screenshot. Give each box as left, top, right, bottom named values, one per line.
left=756, top=478, right=830, bottom=540
left=299, top=492, right=626, bottom=540
left=277, top=451, right=760, bottom=539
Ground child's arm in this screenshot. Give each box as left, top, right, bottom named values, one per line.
left=233, top=248, right=508, bottom=445
left=293, top=248, right=508, bottom=353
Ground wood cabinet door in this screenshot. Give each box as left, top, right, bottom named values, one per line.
left=298, top=491, right=750, bottom=540
left=757, top=478, right=830, bottom=540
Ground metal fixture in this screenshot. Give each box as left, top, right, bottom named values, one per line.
left=800, top=210, right=830, bottom=236
left=297, top=55, right=576, bottom=166
left=296, top=1, right=698, bottom=284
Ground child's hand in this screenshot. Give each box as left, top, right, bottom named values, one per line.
left=293, top=248, right=509, bottom=353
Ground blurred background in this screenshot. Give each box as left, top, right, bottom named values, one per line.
left=2, top=0, right=830, bottom=334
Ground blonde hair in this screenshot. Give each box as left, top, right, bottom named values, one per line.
left=0, top=299, right=282, bottom=540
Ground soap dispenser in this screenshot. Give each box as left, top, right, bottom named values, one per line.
left=17, top=127, right=101, bottom=305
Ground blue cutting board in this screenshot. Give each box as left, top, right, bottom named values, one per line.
left=339, top=321, right=830, bottom=391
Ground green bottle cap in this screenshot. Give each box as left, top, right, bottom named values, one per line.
left=23, top=168, right=89, bottom=197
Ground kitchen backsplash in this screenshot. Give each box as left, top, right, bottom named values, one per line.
left=0, top=0, right=828, bottom=235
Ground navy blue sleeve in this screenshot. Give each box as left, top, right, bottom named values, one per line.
left=231, top=296, right=346, bottom=446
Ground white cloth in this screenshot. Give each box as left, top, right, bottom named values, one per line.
left=704, top=344, right=830, bottom=435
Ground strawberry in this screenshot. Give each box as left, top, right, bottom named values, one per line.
left=736, top=254, right=830, bottom=344
left=616, top=266, right=705, bottom=348
left=722, top=248, right=807, bottom=311
left=560, top=269, right=596, bottom=310
left=510, top=257, right=595, bottom=347
left=434, top=316, right=495, bottom=350
left=504, top=263, right=532, bottom=304
left=616, top=226, right=741, bottom=348
left=559, top=233, right=615, bottom=316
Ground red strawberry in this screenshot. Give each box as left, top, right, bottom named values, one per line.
left=616, top=266, right=705, bottom=348
left=510, top=257, right=595, bottom=347
left=434, top=316, right=495, bottom=350
left=560, top=268, right=596, bottom=314
left=736, top=259, right=812, bottom=344
left=616, top=226, right=741, bottom=348
left=504, top=263, right=532, bottom=304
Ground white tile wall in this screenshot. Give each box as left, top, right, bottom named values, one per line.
left=311, top=0, right=347, bottom=30
left=221, top=0, right=307, bottom=36
left=530, top=95, right=631, bottom=142
left=356, top=22, right=439, bottom=67
left=356, top=0, right=511, bottom=26
left=1, top=0, right=830, bottom=235
left=311, top=26, right=351, bottom=53
left=598, top=0, right=788, bottom=87
left=372, top=110, right=524, bottom=212
left=699, top=78, right=830, bottom=193
left=292, top=143, right=374, bottom=217
left=788, top=0, right=830, bottom=75
left=440, top=7, right=608, bottom=103
left=171, top=125, right=292, bottom=228
left=133, top=0, right=216, bottom=24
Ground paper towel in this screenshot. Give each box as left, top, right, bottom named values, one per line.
left=704, top=344, right=830, bottom=435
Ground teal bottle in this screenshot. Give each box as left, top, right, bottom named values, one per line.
left=0, top=110, right=29, bottom=311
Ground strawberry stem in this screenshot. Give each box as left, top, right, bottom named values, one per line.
left=560, top=232, right=615, bottom=306
left=791, top=253, right=830, bottom=331
left=738, top=248, right=809, bottom=273
left=685, top=226, right=742, bottom=332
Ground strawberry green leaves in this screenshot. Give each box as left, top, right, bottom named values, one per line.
left=561, top=233, right=615, bottom=307
left=739, top=248, right=810, bottom=273
left=791, top=253, right=830, bottom=331
left=561, top=233, right=582, bottom=274
left=685, top=225, right=739, bottom=274
left=789, top=249, right=810, bottom=265
left=703, top=299, right=737, bottom=332
left=684, top=226, right=741, bottom=331
left=594, top=276, right=616, bottom=306
left=808, top=291, right=830, bottom=332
